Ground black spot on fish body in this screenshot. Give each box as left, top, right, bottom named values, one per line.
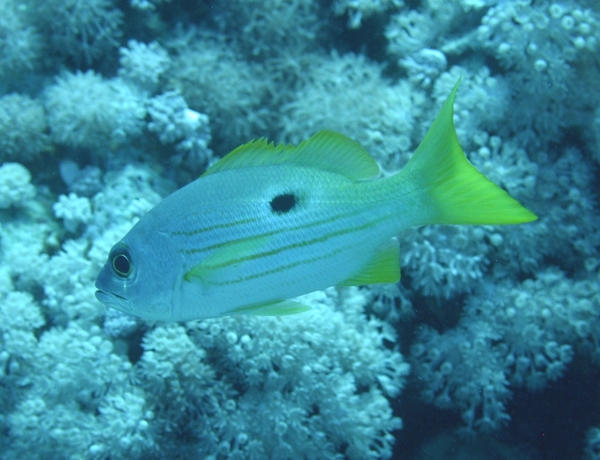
left=270, top=193, right=296, bottom=214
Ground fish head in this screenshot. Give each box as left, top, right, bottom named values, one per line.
left=95, top=232, right=181, bottom=321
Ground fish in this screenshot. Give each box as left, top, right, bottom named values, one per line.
left=95, top=82, right=537, bottom=321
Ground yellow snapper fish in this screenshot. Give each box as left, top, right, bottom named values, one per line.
left=95, top=83, right=537, bottom=321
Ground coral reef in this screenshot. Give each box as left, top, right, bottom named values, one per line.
left=213, top=0, right=322, bottom=60
left=282, top=52, right=424, bottom=169
left=146, top=90, right=212, bottom=172
left=334, top=0, right=404, bottom=28
left=0, top=94, right=50, bottom=163
left=470, top=1, right=600, bottom=146
left=29, top=0, right=123, bottom=66
left=44, top=71, right=147, bottom=151
left=412, top=268, right=600, bottom=432
left=167, top=35, right=272, bottom=151
left=118, top=40, right=171, bottom=95
left=0, top=0, right=41, bottom=85
left=0, top=163, right=37, bottom=209
left=0, top=0, right=599, bottom=458
left=137, top=288, right=408, bottom=459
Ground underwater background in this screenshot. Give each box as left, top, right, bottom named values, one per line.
left=0, top=0, right=599, bottom=458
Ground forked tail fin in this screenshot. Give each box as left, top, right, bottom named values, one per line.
left=398, top=80, right=537, bottom=226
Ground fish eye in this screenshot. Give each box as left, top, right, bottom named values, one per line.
left=111, top=250, right=132, bottom=278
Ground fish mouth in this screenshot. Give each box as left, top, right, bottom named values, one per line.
left=95, top=290, right=131, bottom=312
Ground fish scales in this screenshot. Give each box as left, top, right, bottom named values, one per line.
left=161, top=166, right=400, bottom=315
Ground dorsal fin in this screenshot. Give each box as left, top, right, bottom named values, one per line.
left=202, top=130, right=380, bottom=180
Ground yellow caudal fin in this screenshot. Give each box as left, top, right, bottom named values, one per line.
left=399, top=80, right=537, bottom=225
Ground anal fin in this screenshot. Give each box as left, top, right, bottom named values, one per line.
left=340, top=238, right=400, bottom=286
left=229, top=299, right=311, bottom=316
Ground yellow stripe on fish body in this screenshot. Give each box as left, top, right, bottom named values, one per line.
left=94, top=82, right=537, bottom=321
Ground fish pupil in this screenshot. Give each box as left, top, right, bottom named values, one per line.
left=270, top=193, right=296, bottom=213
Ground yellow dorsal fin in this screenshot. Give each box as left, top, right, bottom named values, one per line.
left=202, top=130, right=381, bottom=180
left=340, top=238, right=400, bottom=286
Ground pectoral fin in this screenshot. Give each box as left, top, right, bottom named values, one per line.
left=230, top=299, right=311, bottom=316
left=184, top=235, right=270, bottom=285
left=340, top=238, right=400, bottom=286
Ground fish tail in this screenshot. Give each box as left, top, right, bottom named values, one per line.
left=396, top=80, right=537, bottom=226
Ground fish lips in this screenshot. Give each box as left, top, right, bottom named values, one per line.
left=95, top=289, right=132, bottom=313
